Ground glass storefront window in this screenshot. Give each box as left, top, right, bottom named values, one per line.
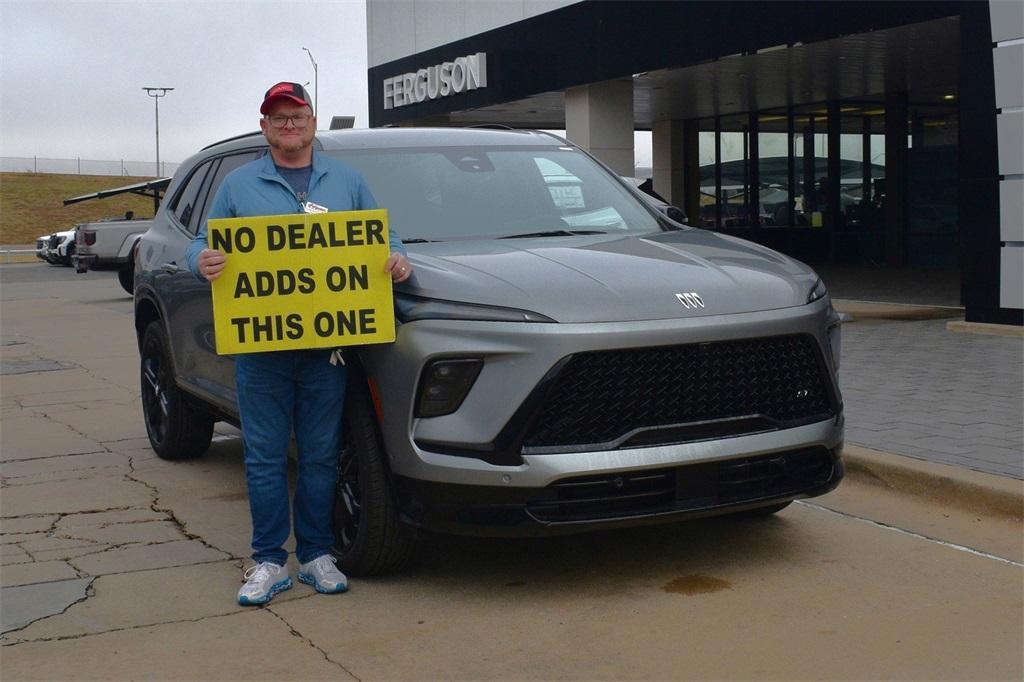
left=698, top=122, right=717, bottom=229
left=718, top=114, right=751, bottom=228
left=792, top=108, right=828, bottom=228
left=758, top=112, right=790, bottom=227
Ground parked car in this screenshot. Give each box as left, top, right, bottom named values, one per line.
left=134, top=127, right=844, bottom=575
left=35, top=234, right=50, bottom=262
left=36, top=229, right=76, bottom=266
left=73, top=217, right=153, bottom=293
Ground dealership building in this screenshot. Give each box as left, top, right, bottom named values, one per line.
left=365, top=0, right=1023, bottom=325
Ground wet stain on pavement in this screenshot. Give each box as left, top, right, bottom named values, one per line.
left=661, top=574, right=732, bottom=595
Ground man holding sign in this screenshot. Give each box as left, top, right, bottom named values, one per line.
left=186, top=82, right=411, bottom=605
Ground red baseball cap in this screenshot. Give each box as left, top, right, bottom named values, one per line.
left=260, top=82, right=313, bottom=115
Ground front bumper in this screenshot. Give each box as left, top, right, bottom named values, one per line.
left=360, top=296, right=843, bottom=490
left=73, top=253, right=97, bottom=273
left=394, top=444, right=844, bottom=536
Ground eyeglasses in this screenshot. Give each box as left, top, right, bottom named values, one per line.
left=266, top=114, right=311, bottom=129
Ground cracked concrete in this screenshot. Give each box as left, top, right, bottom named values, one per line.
left=3, top=610, right=350, bottom=681
left=1, top=578, right=94, bottom=633
left=2, top=265, right=1021, bottom=681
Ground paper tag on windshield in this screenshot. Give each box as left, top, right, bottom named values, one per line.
left=303, top=201, right=328, bottom=214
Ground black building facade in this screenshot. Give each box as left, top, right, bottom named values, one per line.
left=368, top=1, right=1023, bottom=325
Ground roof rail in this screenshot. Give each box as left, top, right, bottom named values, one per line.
left=536, top=130, right=571, bottom=145
left=465, top=123, right=515, bottom=130
left=200, top=131, right=264, bottom=151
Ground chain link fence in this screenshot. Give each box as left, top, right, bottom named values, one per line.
left=1, top=156, right=180, bottom=177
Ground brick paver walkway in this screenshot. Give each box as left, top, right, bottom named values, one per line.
left=839, top=316, right=1023, bottom=478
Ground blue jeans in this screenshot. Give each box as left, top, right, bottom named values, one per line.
left=234, top=349, right=347, bottom=566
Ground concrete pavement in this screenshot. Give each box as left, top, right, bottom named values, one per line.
left=1, top=264, right=1022, bottom=680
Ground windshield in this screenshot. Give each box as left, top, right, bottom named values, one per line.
left=329, top=146, right=662, bottom=241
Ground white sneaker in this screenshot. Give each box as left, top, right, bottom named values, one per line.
left=237, top=562, right=292, bottom=606
left=298, top=554, right=348, bottom=594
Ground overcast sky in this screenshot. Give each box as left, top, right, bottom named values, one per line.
left=1, top=0, right=372, bottom=165
left=1, top=0, right=657, bottom=173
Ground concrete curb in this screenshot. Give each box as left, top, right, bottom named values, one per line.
left=842, top=443, right=1023, bottom=521
left=946, top=320, right=1024, bottom=338
left=832, top=299, right=964, bottom=321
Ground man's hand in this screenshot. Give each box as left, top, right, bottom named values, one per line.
left=386, top=252, right=413, bottom=283
left=198, top=248, right=227, bottom=282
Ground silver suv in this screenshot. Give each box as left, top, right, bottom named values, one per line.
left=134, top=127, right=844, bottom=574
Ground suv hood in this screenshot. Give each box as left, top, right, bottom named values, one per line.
left=404, top=230, right=820, bottom=323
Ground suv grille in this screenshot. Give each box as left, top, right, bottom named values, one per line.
left=522, top=334, right=834, bottom=451
left=526, top=447, right=835, bottom=523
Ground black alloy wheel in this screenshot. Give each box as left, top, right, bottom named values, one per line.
left=335, top=441, right=362, bottom=551
left=140, top=321, right=213, bottom=460
left=332, top=375, right=417, bottom=576
left=118, top=264, right=133, bottom=294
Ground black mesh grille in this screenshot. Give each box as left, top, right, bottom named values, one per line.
left=522, top=334, right=834, bottom=450
left=527, top=447, right=835, bottom=523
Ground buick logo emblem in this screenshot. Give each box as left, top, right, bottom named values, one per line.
left=675, top=292, right=705, bottom=309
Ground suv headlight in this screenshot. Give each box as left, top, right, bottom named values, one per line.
left=807, top=278, right=827, bottom=304
left=395, top=293, right=554, bottom=323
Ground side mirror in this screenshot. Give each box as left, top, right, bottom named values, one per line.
left=658, top=205, right=687, bottom=224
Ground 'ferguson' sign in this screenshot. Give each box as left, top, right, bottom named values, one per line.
left=383, top=52, right=487, bottom=109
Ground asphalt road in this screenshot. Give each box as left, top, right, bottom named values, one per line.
left=1, top=259, right=121, bottom=285
left=1, top=261, right=1021, bottom=681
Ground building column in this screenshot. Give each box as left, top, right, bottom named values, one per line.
left=991, top=0, right=1024, bottom=319
left=652, top=120, right=685, bottom=204
left=652, top=120, right=701, bottom=223
left=959, top=1, right=1022, bottom=324
left=565, top=79, right=634, bottom=177
left=884, top=91, right=908, bottom=266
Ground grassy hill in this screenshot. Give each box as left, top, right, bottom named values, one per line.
left=0, top=172, right=158, bottom=244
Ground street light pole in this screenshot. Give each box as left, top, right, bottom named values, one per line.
left=302, top=47, right=318, bottom=118
left=142, top=87, right=173, bottom=176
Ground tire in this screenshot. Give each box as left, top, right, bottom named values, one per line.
left=140, top=321, right=214, bottom=460
left=118, top=264, right=134, bottom=294
left=332, top=376, right=417, bottom=576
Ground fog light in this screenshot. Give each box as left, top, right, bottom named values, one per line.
left=415, top=359, right=483, bottom=417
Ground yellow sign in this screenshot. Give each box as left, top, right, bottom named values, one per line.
left=208, top=209, right=395, bottom=354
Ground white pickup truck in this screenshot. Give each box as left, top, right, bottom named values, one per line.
left=73, top=218, right=153, bottom=293
left=63, top=176, right=170, bottom=294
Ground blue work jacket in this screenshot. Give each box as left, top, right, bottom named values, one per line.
left=185, top=150, right=405, bottom=276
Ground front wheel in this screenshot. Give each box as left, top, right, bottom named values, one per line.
left=118, top=263, right=133, bottom=294
left=140, top=321, right=214, bottom=460
left=333, top=377, right=417, bottom=576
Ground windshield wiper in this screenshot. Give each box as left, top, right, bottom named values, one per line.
left=498, top=229, right=607, bottom=239
left=402, top=238, right=441, bottom=243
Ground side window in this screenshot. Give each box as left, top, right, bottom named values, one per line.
left=197, top=151, right=261, bottom=228
left=169, top=161, right=213, bottom=234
